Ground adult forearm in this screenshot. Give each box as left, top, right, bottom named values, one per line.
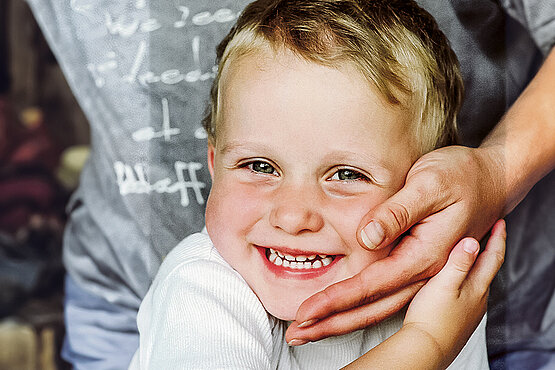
left=479, top=49, right=555, bottom=215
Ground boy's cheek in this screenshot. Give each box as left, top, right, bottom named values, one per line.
left=325, top=193, right=389, bottom=234
left=206, top=180, right=265, bottom=230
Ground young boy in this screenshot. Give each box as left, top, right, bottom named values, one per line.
left=129, top=0, right=505, bottom=368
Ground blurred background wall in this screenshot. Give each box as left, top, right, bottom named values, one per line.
left=1, top=0, right=90, bottom=368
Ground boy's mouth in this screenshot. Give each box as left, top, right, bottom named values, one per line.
left=265, top=248, right=337, bottom=270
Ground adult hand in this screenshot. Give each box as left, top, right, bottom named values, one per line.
left=286, top=144, right=506, bottom=343
left=287, top=50, right=555, bottom=343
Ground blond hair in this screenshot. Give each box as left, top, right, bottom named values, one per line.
left=204, top=0, right=463, bottom=154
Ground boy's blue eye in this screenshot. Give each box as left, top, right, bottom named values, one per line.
left=250, top=161, right=276, bottom=175
left=330, top=168, right=368, bottom=181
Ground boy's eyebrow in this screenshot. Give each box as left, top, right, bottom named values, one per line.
left=219, top=141, right=269, bottom=155
left=324, top=150, right=389, bottom=169
left=221, top=142, right=391, bottom=166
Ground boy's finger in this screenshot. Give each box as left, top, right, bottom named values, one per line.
left=431, top=238, right=479, bottom=290
left=467, top=219, right=506, bottom=289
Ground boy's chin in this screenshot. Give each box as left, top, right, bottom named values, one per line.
left=272, top=312, right=295, bottom=321
left=262, top=301, right=298, bottom=321
left=270, top=312, right=296, bottom=322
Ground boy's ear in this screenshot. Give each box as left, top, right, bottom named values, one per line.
left=207, top=143, right=216, bottom=179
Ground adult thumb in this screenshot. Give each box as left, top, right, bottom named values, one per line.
left=357, top=184, right=442, bottom=250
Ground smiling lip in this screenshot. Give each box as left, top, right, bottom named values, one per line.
left=255, top=246, right=341, bottom=279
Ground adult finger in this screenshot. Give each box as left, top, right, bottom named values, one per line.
left=294, top=238, right=428, bottom=326
left=357, top=173, right=451, bottom=250
left=286, top=281, right=425, bottom=345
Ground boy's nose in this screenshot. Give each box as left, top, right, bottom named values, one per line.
left=269, top=185, right=324, bottom=235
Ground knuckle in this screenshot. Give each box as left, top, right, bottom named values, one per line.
left=385, top=202, right=411, bottom=231
left=361, top=315, right=379, bottom=329
left=320, top=286, right=339, bottom=311
left=453, top=260, right=470, bottom=273
left=353, top=274, right=379, bottom=306
left=413, top=170, right=453, bottom=205
left=423, top=169, right=446, bottom=191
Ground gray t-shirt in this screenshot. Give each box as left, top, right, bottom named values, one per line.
left=28, top=0, right=555, bottom=358
left=29, top=0, right=253, bottom=308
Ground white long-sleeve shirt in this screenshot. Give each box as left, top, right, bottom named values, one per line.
left=129, top=232, right=489, bottom=369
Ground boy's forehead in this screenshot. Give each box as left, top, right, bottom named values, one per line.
left=220, top=46, right=381, bottom=108
left=220, top=48, right=414, bottom=126
left=220, top=45, right=415, bottom=119
left=220, top=46, right=305, bottom=87
left=216, top=47, right=420, bottom=165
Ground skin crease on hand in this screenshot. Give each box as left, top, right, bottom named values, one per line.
left=287, top=49, right=555, bottom=343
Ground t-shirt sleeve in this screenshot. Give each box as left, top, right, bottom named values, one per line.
left=447, top=315, right=489, bottom=370
left=130, top=258, right=274, bottom=369
left=501, top=0, right=555, bottom=55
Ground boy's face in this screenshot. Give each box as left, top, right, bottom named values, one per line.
left=205, top=48, right=419, bottom=320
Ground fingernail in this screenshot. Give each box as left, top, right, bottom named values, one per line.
left=288, top=339, right=308, bottom=346
left=297, top=319, right=317, bottom=328
left=361, top=221, right=384, bottom=250
left=463, top=239, right=479, bottom=254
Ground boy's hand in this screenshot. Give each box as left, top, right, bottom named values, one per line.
left=338, top=221, right=505, bottom=370
left=286, top=145, right=506, bottom=342
left=402, top=220, right=506, bottom=366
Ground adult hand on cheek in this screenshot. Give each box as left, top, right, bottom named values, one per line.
left=286, top=49, right=555, bottom=344
left=285, top=144, right=506, bottom=343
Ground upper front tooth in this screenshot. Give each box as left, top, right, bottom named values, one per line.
left=295, top=256, right=307, bottom=262
left=307, top=255, right=316, bottom=260
left=284, top=254, right=295, bottom=261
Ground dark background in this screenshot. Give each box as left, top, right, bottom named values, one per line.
left=1, top=0, right=89, bottom=368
